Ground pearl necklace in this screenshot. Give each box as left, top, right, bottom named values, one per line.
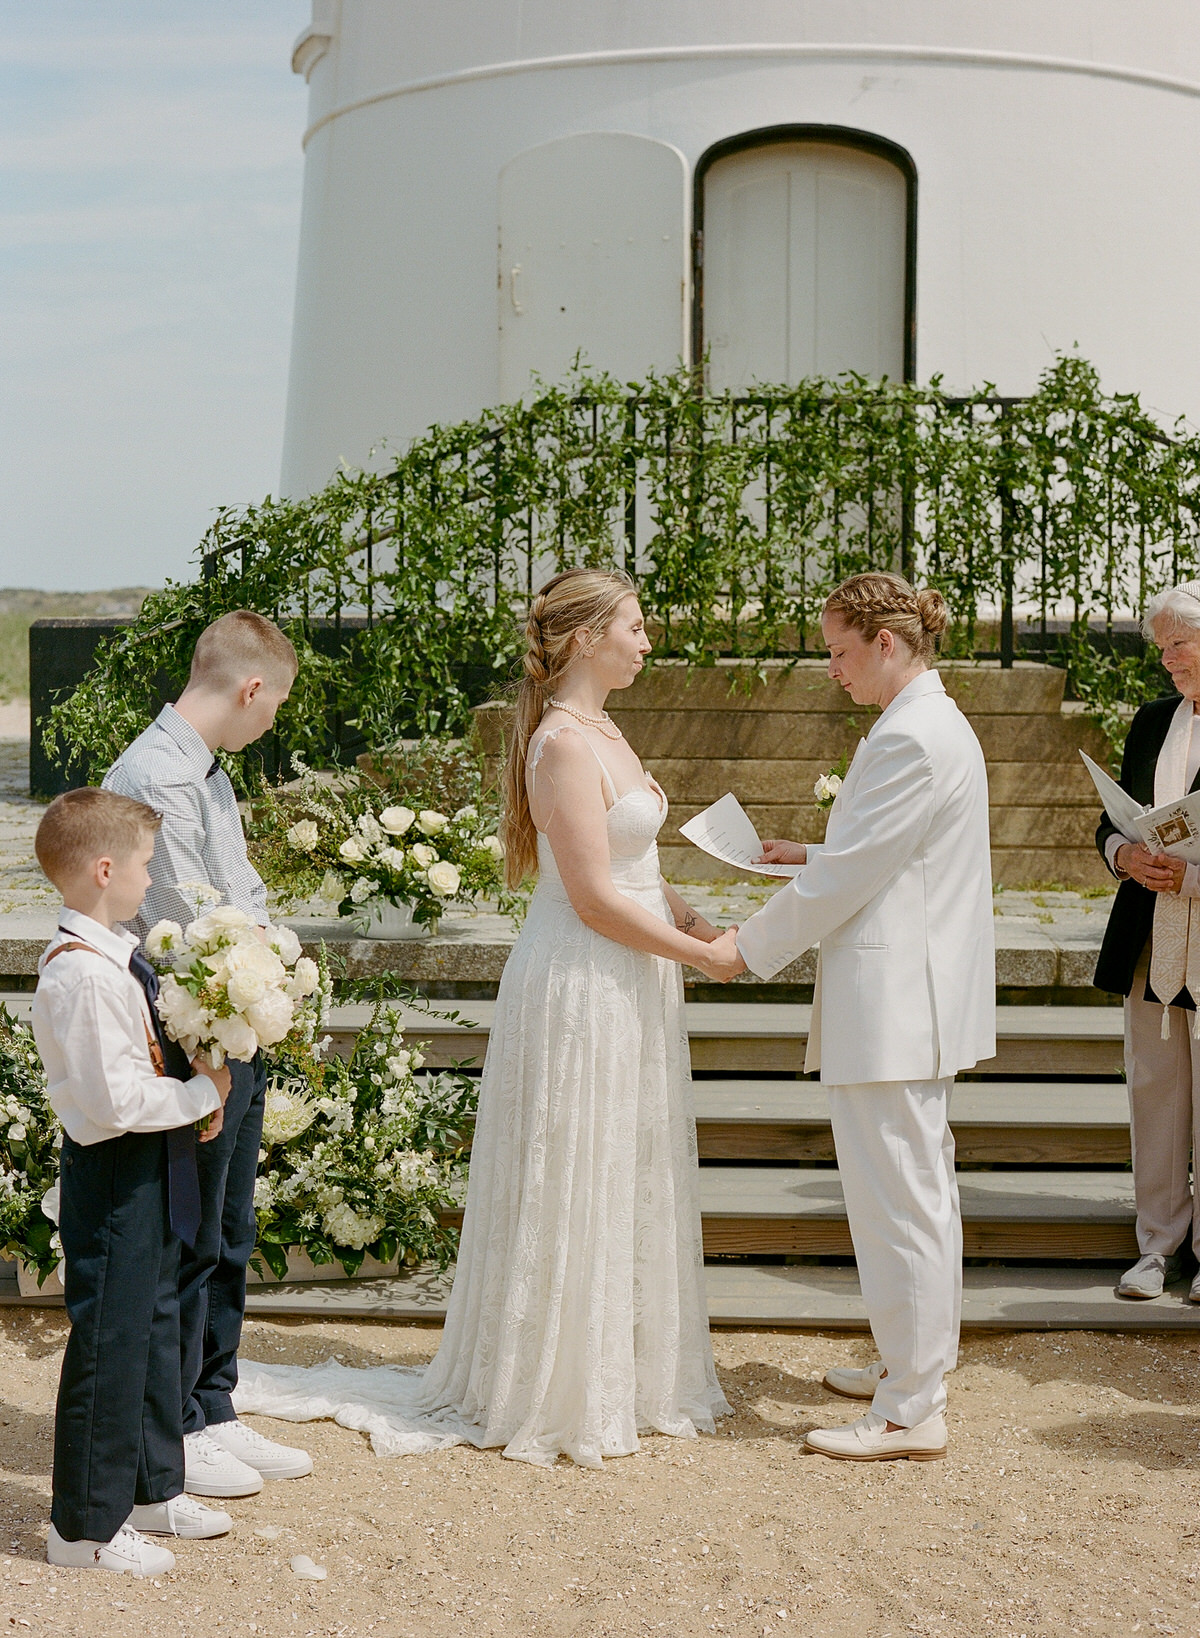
left=547, top=697, right=623, bottom=740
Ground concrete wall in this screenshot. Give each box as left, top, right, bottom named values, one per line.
left=282, top=0, right=1200, bottom=495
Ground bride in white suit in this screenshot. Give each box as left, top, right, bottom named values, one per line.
left=709, top=572, right=995, bottom=1462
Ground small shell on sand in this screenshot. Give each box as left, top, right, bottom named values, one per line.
left=290, top=1555, right=327, bottom=1581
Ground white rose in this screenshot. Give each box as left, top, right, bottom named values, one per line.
left=410, top=843, right=436, bottom=869
left=145, top=920, right=184, bottom=961
left=208, top=905, right=255, bottom=932
left=210, top=1013, right=260, bottom=1062
left=417, top=810, right=448, bottom=836
left=225, top=969, right=268, bottom=1010
left=286, top=819, right=319, bottom=852
left=453, top=805, right=477, bottom=822
left=379, top=806, right=415, bottom=836
left=245, top=989, right=295, bottom=1046
left=8, top=1124, right=26, bottom=1144
left=317, top=870, right=345, bottom=904
left=265, top=924, right=302, bottom=965
left=224, top=941, right=285, bottom=983
left=426, top=860, right=461, bottom=897
left=377, top=846, right=407, bottom=872
left=287, top=956, right=320, bottom=998
left=357, top=813, right=384, bottom=845
left=481, top=835, right=504, bottom=861
left=339, top=836, right=368, bottom=863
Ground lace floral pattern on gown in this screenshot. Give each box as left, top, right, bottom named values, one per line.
left=234, top=725, right=731, bottom=1467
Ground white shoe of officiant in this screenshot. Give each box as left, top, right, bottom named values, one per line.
left=126, top=1495, right=233, bottom=1539
left=1115, top=1253, right=1178, bottom=1300
left=206, top=1419, right=313, bottom=1480
left=183, top=1430, right=263, bottom=1497
left=47, top=1522, right=175, bottom=1577
left=805, top=1410, right=948, bottom=1462
left=822, top=1360, right=887, bottom=1400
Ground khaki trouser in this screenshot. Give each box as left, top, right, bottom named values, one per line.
left=1124, top=947, right=1200, bottom=1258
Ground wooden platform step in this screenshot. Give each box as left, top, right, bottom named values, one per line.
left=324, top=1001, right=1126, bottom=1079
left=690, top=1081, right=1129, bottom=1164
left=690, top=1167, right=1137, bottom=1260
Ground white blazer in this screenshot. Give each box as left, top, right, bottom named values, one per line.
left=735, top=670, right=996, bottom=1085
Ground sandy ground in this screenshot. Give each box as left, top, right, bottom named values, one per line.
left=0, top=1315, right=1195, bottom=1638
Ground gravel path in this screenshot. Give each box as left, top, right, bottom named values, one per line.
left=0, top=1314, right=1195, bottom=1637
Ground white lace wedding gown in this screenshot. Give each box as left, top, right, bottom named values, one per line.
left=234, top=726, right=730, bottom=1467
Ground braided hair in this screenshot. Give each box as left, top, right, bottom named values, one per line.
left=822, top=571, right=948, bottom=663
left=500, top=567, right=637, bottom=886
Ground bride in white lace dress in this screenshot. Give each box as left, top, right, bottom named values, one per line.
left=235, top=568, right=735, bottom=1466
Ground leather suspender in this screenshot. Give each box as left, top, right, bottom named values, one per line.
left=43, top=940, right=166, bottom=1077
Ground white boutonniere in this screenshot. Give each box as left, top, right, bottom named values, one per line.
left=813, top=754, right=850, bottom=812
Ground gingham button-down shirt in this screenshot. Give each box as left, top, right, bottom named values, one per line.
left=103, top=704, right=268, bottom=942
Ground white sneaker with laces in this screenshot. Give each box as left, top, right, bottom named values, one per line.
left=183, top=1430, right=263, bottom=1497
left=805, top=1409, right=948, bottom=1462
left=47, top=1522, right=176, bottom=1576
left=205, top=1420, right=313, bottom=1480
left=126, top=1495, right=233, bottom=1538
left=823, top=1360, right=887, bottom=1400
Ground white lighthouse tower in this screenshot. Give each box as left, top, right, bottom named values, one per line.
left=282, top=1, right=1200, bottom=496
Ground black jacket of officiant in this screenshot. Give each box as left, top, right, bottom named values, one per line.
left=1094, top=693, right=1198, bottom=1003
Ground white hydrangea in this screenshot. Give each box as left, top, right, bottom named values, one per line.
left=377, top=846, right=407, bottom=872
left=253, top=1176, right=275, bottom=1210
left=322, top=1202, right=383, bottom=1251
left=348, top=877, right=379, bottom=905
left=357, top=813, right=384, bottom=846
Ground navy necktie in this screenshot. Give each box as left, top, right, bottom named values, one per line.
left=128, top=948, right=203, bottom=1250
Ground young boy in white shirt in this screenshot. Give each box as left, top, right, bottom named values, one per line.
left=104, top=610, right=312, bottom=1497
left=32, top=788, right=233, bottom=1575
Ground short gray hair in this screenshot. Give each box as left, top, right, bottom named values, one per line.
left=1143, top=584, right=1200, bottom=642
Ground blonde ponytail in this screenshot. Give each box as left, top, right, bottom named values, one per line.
left=500, top=567, right=636, bottom=886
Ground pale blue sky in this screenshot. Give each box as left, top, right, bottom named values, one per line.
left=0, top=0, right=308, bottom=590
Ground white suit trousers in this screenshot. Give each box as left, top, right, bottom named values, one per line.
left=826, top=1077, right=962, bottom=1427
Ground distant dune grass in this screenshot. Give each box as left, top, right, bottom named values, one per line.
left=0, top=589, right=153, bottom=702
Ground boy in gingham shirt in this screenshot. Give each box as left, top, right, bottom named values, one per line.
left=104, top=610, right=312, bottom=1498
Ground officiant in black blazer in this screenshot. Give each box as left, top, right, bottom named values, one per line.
left=1094, top=581, right=1200, bottom=1302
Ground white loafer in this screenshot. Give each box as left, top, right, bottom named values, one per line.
left=1115, top=1253, right=1176, bottom=1300
left=823, top=1360, right=886, bottom=1400
left=47, top=1522, right=176, bottom=1577
left=127, top=1495, right=233, bottom=1539
left=805, top=1409, right=947, bottom=1462
left=205, top=1419, right=313, bottom=1480
left=183, top=1430, right=263, bottom=1497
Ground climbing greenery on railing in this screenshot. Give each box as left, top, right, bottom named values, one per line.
left=46, top=353, right=1200, bottom=786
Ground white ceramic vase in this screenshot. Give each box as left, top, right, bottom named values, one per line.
left=352, top=900, right=432, bottom=940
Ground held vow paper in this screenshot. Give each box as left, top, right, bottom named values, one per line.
left=1080, top=750, right=1200, bottom=865
left=678, top=793, right=801, bottom=879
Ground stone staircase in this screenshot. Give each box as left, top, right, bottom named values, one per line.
left=474, top=658, right=1112, bottom=889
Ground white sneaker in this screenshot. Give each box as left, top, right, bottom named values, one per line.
left=47, top=1522, right=175, bottom=1577
left=1116, top=1253, right=1177, bottom=1300
left=805, top=1409, right=948, bottom=1462
left=126, top=1495, right=233, bottom=1539
left=205, top=1420, right=313, bottom=1481
left=183, top=1430, right=263, bottom=1498
left=823, top=1360, right=887, bottom=1400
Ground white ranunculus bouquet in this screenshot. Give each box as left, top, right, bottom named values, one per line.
left=145, top=888, right=321, bottom=1070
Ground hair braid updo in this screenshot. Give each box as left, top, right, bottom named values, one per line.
left=822, top=571, right=948, bottom=663
left=500, top=567, right=637, bottom=886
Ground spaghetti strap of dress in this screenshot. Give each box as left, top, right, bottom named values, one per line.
left=528, top=724, right=619, bottom=806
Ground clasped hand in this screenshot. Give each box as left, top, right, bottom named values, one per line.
left=1117, top=842, right=1186, bottom=894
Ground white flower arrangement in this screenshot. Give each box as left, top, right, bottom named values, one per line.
left=813, top=755, right=850, bottom=812
left=247, top=758, right=508, bottom=934
left=146, top=887, right=321, bottom=1069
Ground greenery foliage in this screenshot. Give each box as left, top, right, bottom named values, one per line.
left=0, top=1008, right=61, bottom=1280
left=44, top=355, right=1200, bottom=782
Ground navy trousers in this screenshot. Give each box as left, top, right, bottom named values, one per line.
left=178, top=1053, right=266, bottom=1434
left=52, top=1131, right=184, bottom=1543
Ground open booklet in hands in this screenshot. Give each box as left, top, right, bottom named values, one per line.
left=1081, top=750, right=1200, bottom=865
left=679, top=793, right=802, bottom=879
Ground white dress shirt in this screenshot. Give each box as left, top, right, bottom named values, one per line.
left=102, top=703, right=268, bottom=941
left=31, top=908, right=221, bottom=1147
